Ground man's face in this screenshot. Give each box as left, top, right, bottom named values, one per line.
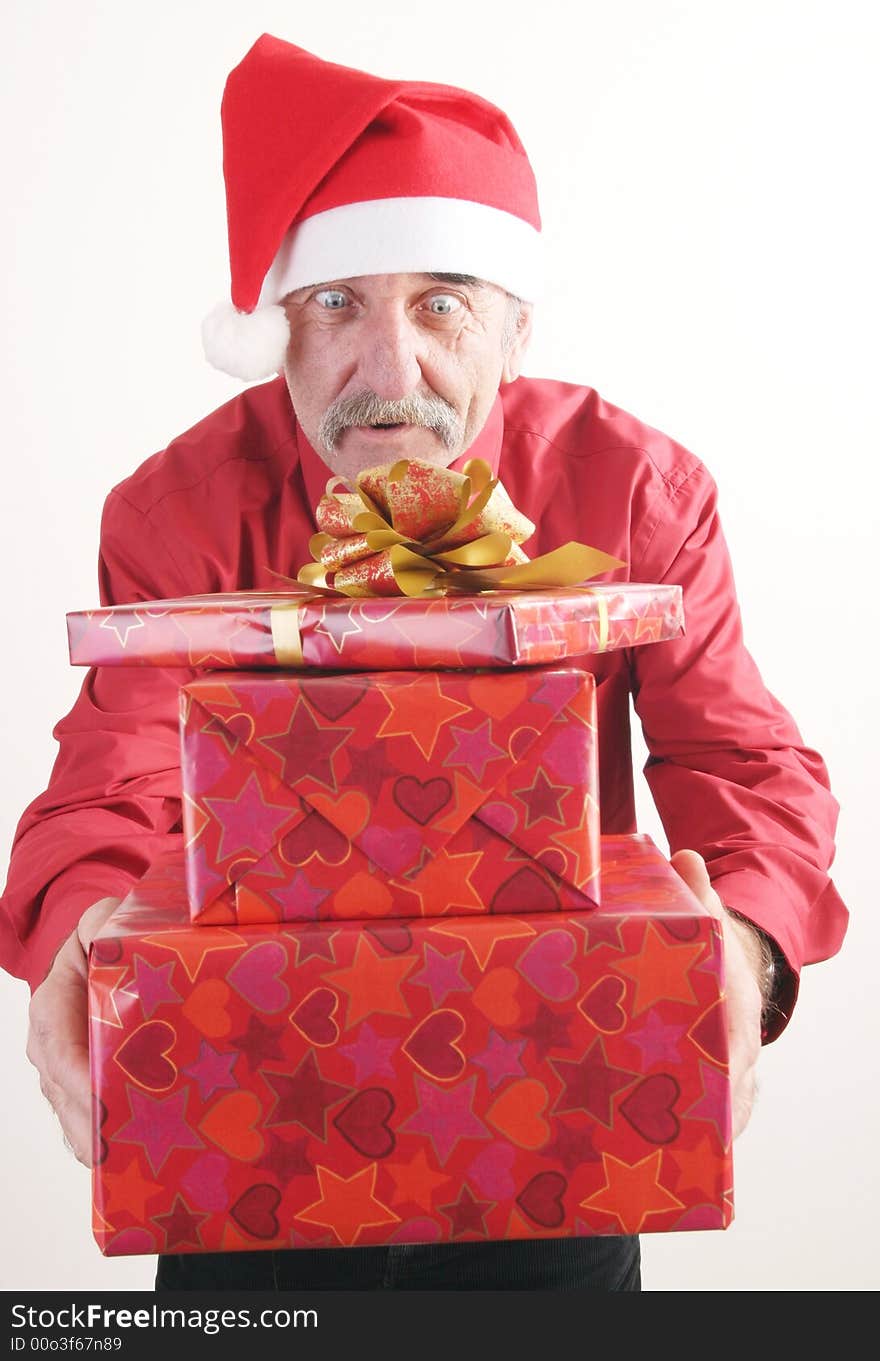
left=280, top=272, right=533, bottom=480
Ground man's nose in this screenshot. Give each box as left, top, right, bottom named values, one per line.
left=354, top=311, right=423, bottom=400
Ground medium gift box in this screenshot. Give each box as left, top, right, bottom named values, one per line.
left=181, top=666, right=600, bottom=926
left=89, top=835, right=732, bottom=1258
left=66, top=583, right=684, bottom=672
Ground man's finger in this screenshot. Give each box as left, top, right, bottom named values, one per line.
left=669, top=848, right=764, bottom=1141
left=669, top=848, right=724, bottom=918
left=76, top=896, right=122, bottom=954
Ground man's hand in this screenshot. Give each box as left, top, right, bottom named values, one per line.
left=669, top=849, right=765, bottom=1140
left=26, top=898, right=122, bottom=1166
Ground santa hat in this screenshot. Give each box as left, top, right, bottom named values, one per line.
left=201, top=35, right=542, bottom=381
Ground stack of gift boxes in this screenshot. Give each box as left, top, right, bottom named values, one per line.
left=70, top=490, right=733, bottom=1258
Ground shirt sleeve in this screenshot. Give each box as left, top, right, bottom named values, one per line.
left=0, top=489, right=194, bottom=993
left=629, top=460, right=848, bottom=1042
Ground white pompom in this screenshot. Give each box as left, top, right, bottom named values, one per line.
left=200, top=300, right=290, bottom=380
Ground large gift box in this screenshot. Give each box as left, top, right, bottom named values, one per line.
left=89, top=834, right=733, bottom=1258
left=67, top=584, right=683, bottom=672
left=181, top=667, right=600, bottom=926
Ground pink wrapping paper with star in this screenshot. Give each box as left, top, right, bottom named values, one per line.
left=88, top=835, right=732, bottom=1257
left=66, top=583, right=684, bottom=671
left=181, top=667, right=600, bottom=926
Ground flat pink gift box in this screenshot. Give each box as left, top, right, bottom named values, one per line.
left=67, top=584, right=683, bottom=671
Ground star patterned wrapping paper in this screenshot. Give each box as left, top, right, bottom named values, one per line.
left=67, top=583, right=684, bottom=671
left=181, top=667, right=600, bottom=926
left=89, top=835, right=733, bottom=1258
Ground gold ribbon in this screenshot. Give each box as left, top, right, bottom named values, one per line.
left=269, top=602, right=304, bottom=667
left=297, top=457, right=625, bottom=597
left=595, top=593, right=609, bottom=652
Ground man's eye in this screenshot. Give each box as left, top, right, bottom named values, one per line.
left=427, top=294, right=462, bottom=316
left=315, top=289, right=348, bottom=310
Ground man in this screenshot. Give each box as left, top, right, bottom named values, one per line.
left=1, top=35, right=847, bottom=1292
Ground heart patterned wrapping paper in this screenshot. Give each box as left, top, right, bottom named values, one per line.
left=180, top=667, right=600, bottom=927
left=89, top=835, right=733, bottom=1257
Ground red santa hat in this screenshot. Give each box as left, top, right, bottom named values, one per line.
left=201, top=35, right=543, bottom=380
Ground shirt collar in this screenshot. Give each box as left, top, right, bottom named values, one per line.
left=295, top=391, right=505, bottom=523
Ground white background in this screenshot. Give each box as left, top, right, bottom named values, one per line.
left=1, top=0, right=876, bottom=1292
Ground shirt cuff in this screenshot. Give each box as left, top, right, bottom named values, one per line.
left=13, top=866, right=137, bottom=995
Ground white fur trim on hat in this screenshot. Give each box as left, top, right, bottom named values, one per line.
left=201, top=300, right=290, bottom=380
left=258, top=196, right=544, bottom=305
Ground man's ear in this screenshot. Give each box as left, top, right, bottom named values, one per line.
left=501, top=302, right=534, bottom=384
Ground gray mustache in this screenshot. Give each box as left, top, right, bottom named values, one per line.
left=318, top=390, right=462, bottom=451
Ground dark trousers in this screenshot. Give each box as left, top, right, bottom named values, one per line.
left=155, top=1236, right=640, bottom=1291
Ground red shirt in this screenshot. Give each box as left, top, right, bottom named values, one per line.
left=0, top=375, right=847, bottom=1037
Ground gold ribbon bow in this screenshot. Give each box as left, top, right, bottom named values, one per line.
left=297, top=457, right=624, bottom=597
